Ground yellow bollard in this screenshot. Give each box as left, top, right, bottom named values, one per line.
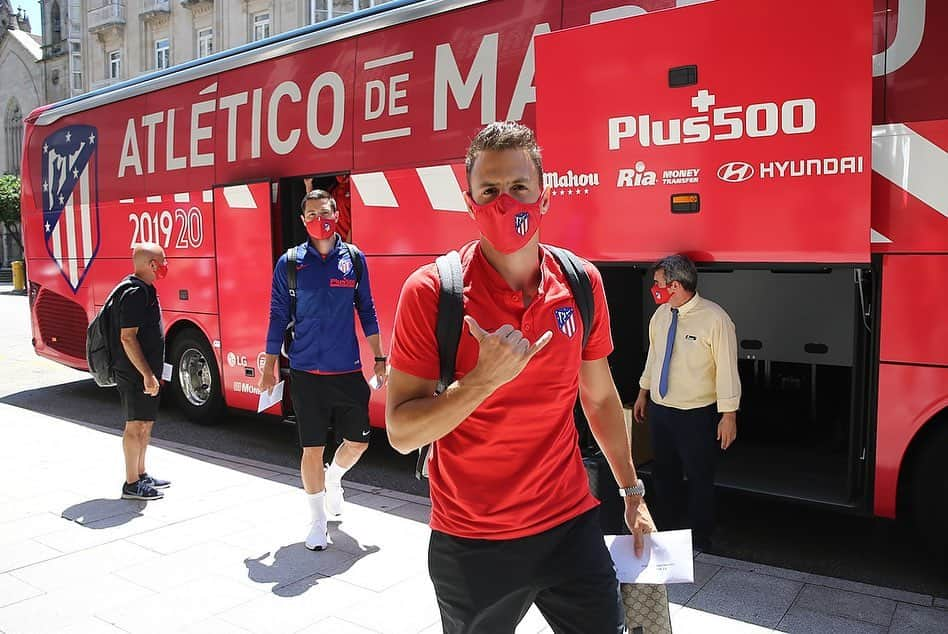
left=11, top=260, right=25, bottom=291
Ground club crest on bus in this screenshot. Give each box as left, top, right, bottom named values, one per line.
left=515, top=212, right=530, bottom=236
left=554, top=307, right=576, bottom=338
left=41, top=125, right=100, bottom=293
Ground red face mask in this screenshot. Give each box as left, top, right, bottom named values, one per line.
left=154, top=261, right=168, bottom=281
left=466, top=192, right=546, bottom=254
left=651, top=283, right=673, bottom=305
left=305, top=216, right=336, bottom=240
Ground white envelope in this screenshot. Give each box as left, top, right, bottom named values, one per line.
left=161, top=363, right=173, bottom=381
left=257, top=380, right=284, bottom=413
left=605, top=529, right=695, bottom=584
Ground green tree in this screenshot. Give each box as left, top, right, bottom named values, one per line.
left=0, top=174, right=23, bottom=252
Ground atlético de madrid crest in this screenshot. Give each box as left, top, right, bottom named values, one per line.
left=338, top=258, right=353, bottom=275
left=554, top=307, right=576, bottom=338
left=41, top=125, right=100, bottom=293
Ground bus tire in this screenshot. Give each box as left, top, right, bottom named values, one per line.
left=168, top=329, right=225, bottom=425
left=909, top=422, right=948, bottom=561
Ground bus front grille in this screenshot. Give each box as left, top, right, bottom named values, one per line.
left=35, top=288, right=88, bottom=361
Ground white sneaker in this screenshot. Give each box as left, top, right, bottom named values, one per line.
left=325, top=481, right=344, bottom=517
left=305, top=518, right=328, bottom=551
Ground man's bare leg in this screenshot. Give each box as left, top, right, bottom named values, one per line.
left=123, top=422, right=146, bottom=484
left=301, top=446, right=328, bottom=550
left=137, top=421, right=153, bottom=477
left=325, top=440, right=368, bottom=517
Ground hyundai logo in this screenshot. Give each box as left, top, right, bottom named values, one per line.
left=717, top=162, right=755, bottom=183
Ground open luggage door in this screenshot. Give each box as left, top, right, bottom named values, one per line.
left=534, top=0, right=873, bottom=263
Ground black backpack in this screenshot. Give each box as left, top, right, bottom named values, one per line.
left=86, top=278, right=138, bottom=388
left=415, top=245, right=594, bottom=479
left=282, top=241, right=365, bottom=357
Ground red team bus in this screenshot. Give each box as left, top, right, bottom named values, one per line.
left=19, top=0, right=948, bottom=551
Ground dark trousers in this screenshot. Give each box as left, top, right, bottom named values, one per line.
left=428, top=508, right=623, bottom=634
left=649, top=402, right=719, bottom=548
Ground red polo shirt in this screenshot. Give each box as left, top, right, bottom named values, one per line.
left=390, top=242, right=614, bottom=540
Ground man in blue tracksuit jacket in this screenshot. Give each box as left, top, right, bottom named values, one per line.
left=260, top=188, right=387, bottom=551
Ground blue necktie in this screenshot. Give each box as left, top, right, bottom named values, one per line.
left=658, top=308, right=679, bottom=398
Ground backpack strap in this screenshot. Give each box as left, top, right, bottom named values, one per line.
left=415, top=250, right=464, bottom=480
left=545, top=245, right=594, bottom=350
left=344, top=242, right=364, bottom=287
left=286, top=247, right=298, bottom=321
left=435, top=251, right=464, bottom=392
left=344, top=242, right=365, bottom=309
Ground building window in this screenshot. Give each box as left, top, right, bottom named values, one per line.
left=5, top=100, right=23, bottom=174
left=252, top=12, right=271, bottom=41
left=155, top=38, right=170, bottom=70
left=50, top=1, right=62, bottom=43
left=197, top=28, right=214, bottom=58
left=70, top=42, right=82, bottom=91
left=311, top=1, right=385, bottom=24
left=108, top=50, right=121, bottom=80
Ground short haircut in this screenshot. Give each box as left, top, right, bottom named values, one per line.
left=465, top=121, right=543, bottom=186
left=300, top=189, right=336, bottom=213
left=653, top=254, right=698, bottom=292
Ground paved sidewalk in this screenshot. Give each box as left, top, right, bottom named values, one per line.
left=1, top=404, right=946, bottom=633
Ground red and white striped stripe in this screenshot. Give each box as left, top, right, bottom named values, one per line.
left=52, top=163, right=98, bottom=289
left=119, top=190, right=214, bottom=205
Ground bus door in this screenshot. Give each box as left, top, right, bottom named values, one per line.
left=213, top=181, right=278, bottom=412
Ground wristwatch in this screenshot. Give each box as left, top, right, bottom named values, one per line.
left=618, top=479, right=645, bottom=498
left=374, top=356, right=388, bottom=363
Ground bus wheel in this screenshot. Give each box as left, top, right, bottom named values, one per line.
left=910, top=422, right=948, bottom=561
left=168, top=329, right=224, bottom=425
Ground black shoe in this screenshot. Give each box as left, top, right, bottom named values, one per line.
left=140, top=472, right=171, bottom=489
left=122, top=479, right=164, bottom=500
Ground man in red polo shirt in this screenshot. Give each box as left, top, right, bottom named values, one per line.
left=386, top=121, right=654, bottom=634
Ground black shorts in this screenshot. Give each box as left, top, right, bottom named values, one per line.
left=114, top=371, right=160, bottom=422
left=289, top=369, right=371, bottom=447
left=428, top=507, right=623, bottom=634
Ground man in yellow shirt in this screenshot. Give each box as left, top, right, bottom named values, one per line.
left=633, top=254, right=740, bottom=551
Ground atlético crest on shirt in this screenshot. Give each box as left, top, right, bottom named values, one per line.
left=41, top=125, right=100, bottom=293
left=554, top=306, right=576, bottom=338
left=514, top=212, right=529, bottom=236
left=338, top=257, right=352, bottom=275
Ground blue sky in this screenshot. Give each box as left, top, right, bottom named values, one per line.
left=18, top=1, right=42, bottom=36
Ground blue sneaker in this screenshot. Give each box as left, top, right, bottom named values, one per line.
left=122, top=479, right=163, bottom=501
left=140, top=473, right=171, bottom=489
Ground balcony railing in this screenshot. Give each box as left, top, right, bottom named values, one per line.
left=41, top=40, right=67, bottom=59
left=142, top=0, right=171, bottom=17
left=180, top=0, right=213, bottom=8
left=88, top=3, right=126, bottom=33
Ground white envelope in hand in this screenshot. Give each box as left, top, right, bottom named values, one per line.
left=257, top=381, right=284, bottom=413
left=605, top=529, right=694, bottom=584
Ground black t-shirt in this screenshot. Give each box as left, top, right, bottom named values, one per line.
left=114, top=276, right=164, bottom=377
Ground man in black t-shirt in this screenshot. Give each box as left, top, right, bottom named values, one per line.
left=115, top=242, right=171, bottom=501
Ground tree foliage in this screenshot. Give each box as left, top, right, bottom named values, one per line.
left=0, top=174, right=24, bottom=251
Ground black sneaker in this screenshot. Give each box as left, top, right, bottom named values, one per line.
left=140, top=473, right=171, bottom=489
left=122, top=479, right=164, bottom=500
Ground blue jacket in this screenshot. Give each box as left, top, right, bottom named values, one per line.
left=265, top=238, right=380, bottom=373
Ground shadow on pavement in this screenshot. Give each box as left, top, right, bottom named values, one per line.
left=62, top=497, right=147, bottom=527
left=244, top=522, right=380, bottom=597
left=1, top=379, right=429, bottom=498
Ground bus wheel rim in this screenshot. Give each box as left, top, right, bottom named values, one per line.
left=179, top=347, right=212, bottom=407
